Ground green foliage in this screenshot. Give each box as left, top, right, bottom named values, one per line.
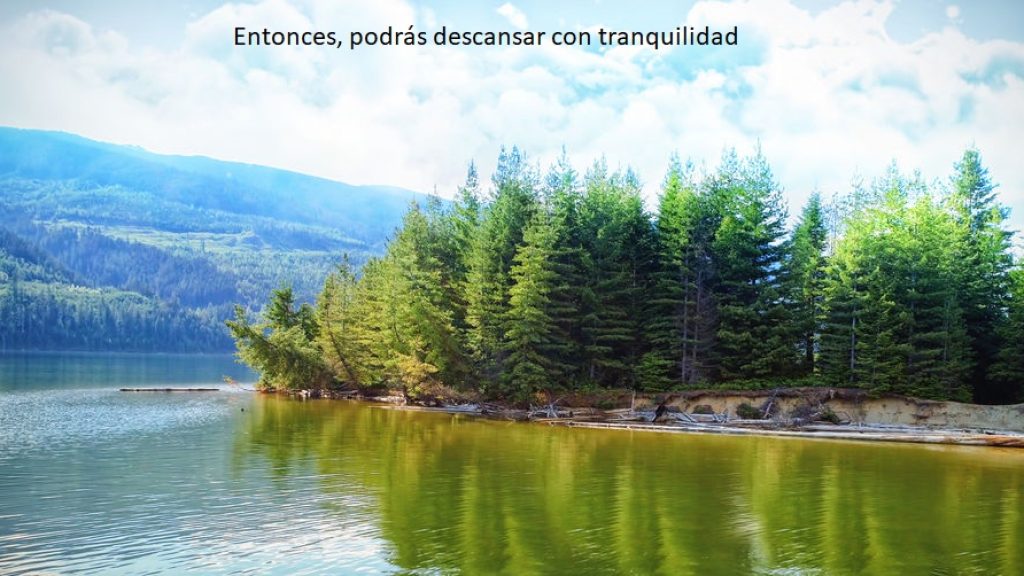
left=789, top=192, right=828, bottom=373
left=227, top=146, right=1022, bottom=403
left=576, top=161, right=658, bottom=389
left=543, top=153, right=588, bottom=387
left=0, top=128, right=422, bottom=353
left=735, top=403, right=762, bottom=420
left=709, top=148, right=794, bottom=381
left=991, top=268, right=1024, bottom=402
left=819, top=171, right=972, bottom=400
left=645, top=149, right=794, bottom=388
left=0, top=276, right=230, bottom=351
left=316, top=257, right=364, bottom=384
left=947, top=148, right=1015, bottom=403
left=703, top=376, right=822, bottom=391
left=502, top=212, right=561, bottom=398
left=226, top=286, right=331, bottom=390
left=13, top=128, right=1019, bottom=401
left=817, top=406, right=841, bottom=424
left=644, top=158, right=712, bottom=388
left=465, top=146, right=539, bottom=389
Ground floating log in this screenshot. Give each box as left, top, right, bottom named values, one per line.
left=119, top=388, right=219, bottom=392
left=548, top=419, right=1024, bottom=448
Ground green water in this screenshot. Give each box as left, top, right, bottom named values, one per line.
left=1, top=353, right=1022, bottom=575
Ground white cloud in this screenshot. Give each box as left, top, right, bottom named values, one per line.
left=0, top=0, right=1022, bottom=233
left=497, top=3, right=529, bottom=30
left=946, top=5, right=960, bottom=20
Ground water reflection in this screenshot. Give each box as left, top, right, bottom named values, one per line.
left=0, top=351, right=256, bottom=392
left=237, top=397, right=1024, bottom=576
left=2, top=350, right=1020, bottom=576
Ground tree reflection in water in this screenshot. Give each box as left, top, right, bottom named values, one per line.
left=235, top=396, right=1024, bottom=576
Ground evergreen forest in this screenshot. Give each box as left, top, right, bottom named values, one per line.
left=230, top=146, right=1024, bottom=404
left=0, top=127, right=425, bottom=352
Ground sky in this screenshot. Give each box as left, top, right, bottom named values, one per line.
left=1, top=0, right=1023, bottom=232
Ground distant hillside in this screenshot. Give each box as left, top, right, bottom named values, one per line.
left=0, top=127, right=427, bottom=352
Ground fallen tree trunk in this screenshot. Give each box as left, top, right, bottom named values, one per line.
left=119, top=388, right=218, bottom=392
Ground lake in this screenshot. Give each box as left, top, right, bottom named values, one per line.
left=1, top=352, right=1021, bottom=575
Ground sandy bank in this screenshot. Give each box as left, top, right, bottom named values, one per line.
left=660, top=388, right=1024, bottom=433
left=282, top=386, right=1024, bottom=448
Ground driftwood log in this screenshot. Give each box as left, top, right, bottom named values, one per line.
left=119, top=388, right=218, bottom=392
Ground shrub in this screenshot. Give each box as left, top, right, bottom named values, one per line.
left=692, top=404, right=714, bottom=414
left=817, top=405, right=841, bottom=424
left=735, top=402, right=762, bottom=420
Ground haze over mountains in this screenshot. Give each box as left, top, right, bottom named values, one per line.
left=0, top=127, right=425, bottom=351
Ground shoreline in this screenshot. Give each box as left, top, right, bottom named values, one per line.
left=277, top=387, right=1024, bottom=449
left=546, top=419, right=1024, bottom=448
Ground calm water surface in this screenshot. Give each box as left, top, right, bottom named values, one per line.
left=1, top=352, right=1022, bottom=575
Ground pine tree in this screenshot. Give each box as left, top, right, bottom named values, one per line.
left=502, top=212, right=561, bottom=398
left=709, top=148, right=794, bottom=381
left=226, top=286, right=331, bottom=390
left=643, top=157, right=710, bottom=389
left=820, top=187, right=910, bottom=393
left=818, top=232, right=865, bottom=385
left=820, top=170, right=971, bottom=399
left=465, top=147, right=539, bottom=388
left=386, top=204, right=463, bottom=392
left=948, top=148, right=1014, bottom=403
left=991, top=268, right=1024, bottom=402
left=543, top=152, right=587, bottom=386
left=446, top=163, right=483, bottom=336
left=902, top=197, right=971, bottom=399
left=316, top=255, right=363, bottom=384
left=616, top=170, right=659, bottom=389
left=789, top=192, right=828, bottom=373
left=346, top=257, right=397, bottom=385
left=222, top=146, right=1015, bottom=404
left=577, top=161, right=656, bottom=387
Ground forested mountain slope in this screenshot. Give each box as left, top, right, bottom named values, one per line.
left=0, top=127, right=424, bottom=352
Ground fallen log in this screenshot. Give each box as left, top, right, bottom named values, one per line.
left=549, top=419, right=1024, bottom=448
left=119, top=388, right=219, bottom=392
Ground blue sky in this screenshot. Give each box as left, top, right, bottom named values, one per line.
left=1, top=0, right=1022, bottom=233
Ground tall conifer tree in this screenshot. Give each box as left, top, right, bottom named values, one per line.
left=948, top=148, right=1014, bottom=402
left=789, top=192, right=828, bottom=373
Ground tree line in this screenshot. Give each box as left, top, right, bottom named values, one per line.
left=0, top=197, right=363, bottom=353
left=0, top=225, right=233, bottom=351
left=229, top=146, right=1024, bottom=403
left=0, top=278, right=232, bottom=351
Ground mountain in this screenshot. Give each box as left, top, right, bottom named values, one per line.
left=0, top=127, right=427, bottom=352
